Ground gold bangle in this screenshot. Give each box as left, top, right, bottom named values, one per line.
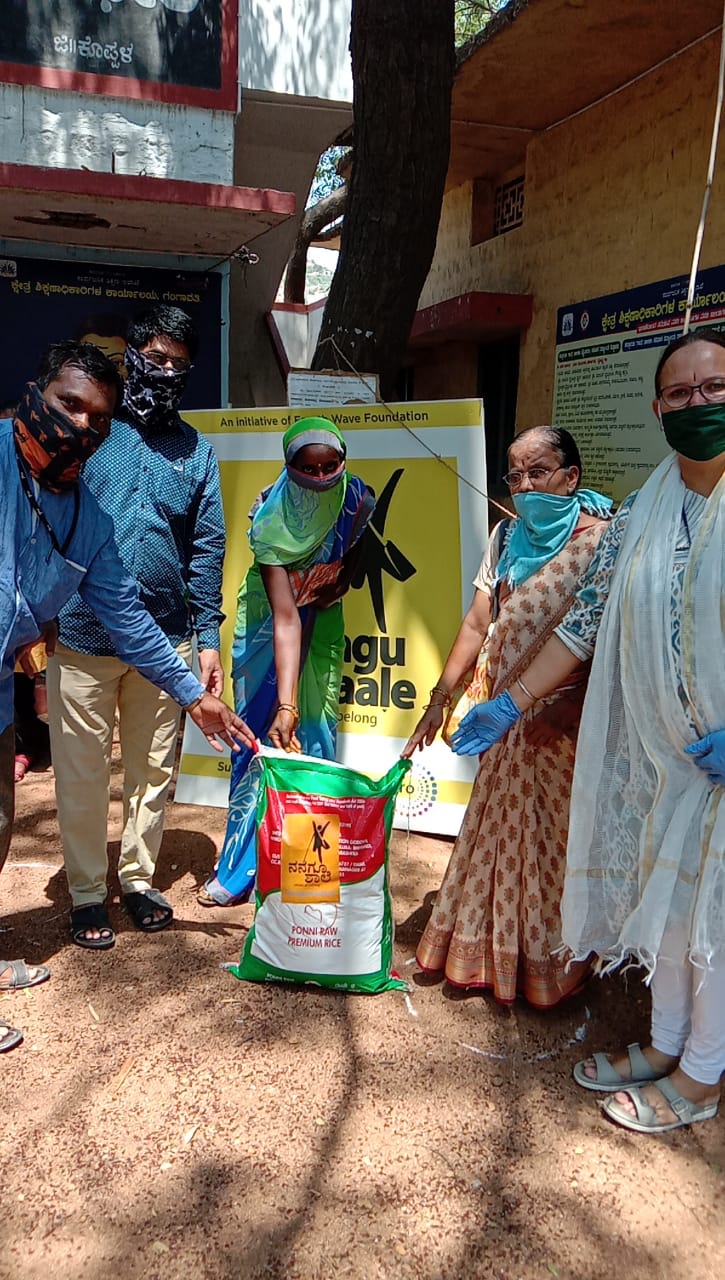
left=429, top=685, right=452, bottom=707
left=184, top=693, right=204, bottom=713
left=278, top=703, right=300, bottom=724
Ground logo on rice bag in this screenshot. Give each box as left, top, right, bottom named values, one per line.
left=280, top=813, right=340, bottom=904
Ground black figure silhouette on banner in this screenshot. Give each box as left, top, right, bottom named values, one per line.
left=351, top=469, right=416, bottom=633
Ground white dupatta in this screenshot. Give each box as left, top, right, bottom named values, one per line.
left=560, top=455, right=725, bottom=976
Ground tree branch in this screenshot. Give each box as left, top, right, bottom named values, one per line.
left=284, top=184, right=348, bottom=305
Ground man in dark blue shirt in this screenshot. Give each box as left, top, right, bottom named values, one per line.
left=49, top=306, right=227, bottom=947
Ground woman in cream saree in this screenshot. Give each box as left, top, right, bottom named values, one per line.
left=405, top=426, right=611, bottom=1007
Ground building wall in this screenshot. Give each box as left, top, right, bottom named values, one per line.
left=0, top=83, right=234, bottom=184
left=231, top=0, right=354, bottom=405
left=420, top=35, right=725, bottom=428
left=0, top=3, right=356, bottom=408
left=229, top=93, right=350, bottom=405
left=239, top=0, right=352, bottom=102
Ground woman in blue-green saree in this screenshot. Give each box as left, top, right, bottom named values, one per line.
left=199, top=417, right=375, bottom=905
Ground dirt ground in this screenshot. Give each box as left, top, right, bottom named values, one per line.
left=3, top=755, right=724, bottom=1280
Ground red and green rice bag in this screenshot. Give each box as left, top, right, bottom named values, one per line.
left=229, top=751, right=410, bottom=993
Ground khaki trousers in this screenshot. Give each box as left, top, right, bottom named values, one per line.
left=47, top=639, right=193, bottom=907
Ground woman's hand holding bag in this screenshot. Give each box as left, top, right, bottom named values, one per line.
left=268, top=706, right=302, bottom=753
left=401, top=702, right=446, bottom=758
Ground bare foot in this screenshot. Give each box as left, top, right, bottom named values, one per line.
left=582, top=1045, right=679, bottom=1083
left=612, top=1066, right=721, bottom=1121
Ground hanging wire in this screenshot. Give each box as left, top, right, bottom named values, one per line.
left=683, top=3, right=725, bottom=333
left=316, top=334, right=513, bottom=519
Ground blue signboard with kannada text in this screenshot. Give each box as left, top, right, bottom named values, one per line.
left=553, top=264, right=725, bottom=502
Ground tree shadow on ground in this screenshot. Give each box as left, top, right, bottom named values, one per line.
left=15, top=980, right=707, bottom=1280
left=4, top=776, right=725, bottom=1279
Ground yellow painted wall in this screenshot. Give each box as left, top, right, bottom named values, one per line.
left=420, top=36, right=725, bottom=427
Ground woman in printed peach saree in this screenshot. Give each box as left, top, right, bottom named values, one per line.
left=403, top=427, right=611, bottom=1007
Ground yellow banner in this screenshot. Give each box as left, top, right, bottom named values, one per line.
left=175, top=400, right=487, bottom=836
left=188, top=400, right=485, bottom=434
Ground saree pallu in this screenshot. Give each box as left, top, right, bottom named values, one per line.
left=416, top=521, right=607, bottom=1007
left=205, top=475, right=374, bottom=905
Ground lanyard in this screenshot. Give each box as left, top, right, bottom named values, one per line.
left=16, top=449, right=80, bottom=559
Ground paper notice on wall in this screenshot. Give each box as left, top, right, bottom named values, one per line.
left=553, top=265, right=725, bottom=503
left=287, top=369, right=379, bottom=406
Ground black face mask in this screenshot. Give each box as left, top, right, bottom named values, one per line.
left=122, top=344, right=191, bottom=429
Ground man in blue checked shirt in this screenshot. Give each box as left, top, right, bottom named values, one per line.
left=0, top=339, right=253, bottom=1052
left=48, top=306, right=229, bottom=949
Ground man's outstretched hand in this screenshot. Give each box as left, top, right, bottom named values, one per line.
left=188, top=694, right=256, bottom=753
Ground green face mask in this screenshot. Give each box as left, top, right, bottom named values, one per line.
left=661, top=401, right=725, bottom=461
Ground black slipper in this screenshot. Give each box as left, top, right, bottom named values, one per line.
left=70, top=903, right=116, bottom=951
left=122, top=891, right=173, bottom=933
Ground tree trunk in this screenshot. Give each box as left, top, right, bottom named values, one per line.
left=312, top=0, right=455, bottom=398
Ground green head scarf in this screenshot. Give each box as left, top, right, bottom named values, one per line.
left=249, top=416, right=348, bottom=567
left=283, top=416, right=346, bottom=463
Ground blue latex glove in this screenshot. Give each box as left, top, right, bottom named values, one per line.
left=449, top=689, right=522, bottom=756
left=685, top=730, right=725, bottom=785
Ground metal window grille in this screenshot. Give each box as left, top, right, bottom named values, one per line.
left=494, top=175, right=525, bottom=235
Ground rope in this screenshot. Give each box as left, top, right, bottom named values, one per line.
left=315, top=334, right=513, bottom=519
left=683, top=5, right=725, bottom=334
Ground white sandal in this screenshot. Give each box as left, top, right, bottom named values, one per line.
left=602, top=1077, right=719, bottom=1133
left=572, top=1042, right=664, bottom=1093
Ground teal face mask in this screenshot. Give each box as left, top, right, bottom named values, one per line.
left=661, top=401, right=725, bottom=461
left=497, top=487, right=612, bottom=589
left=511, top=490, right=578, bottom=533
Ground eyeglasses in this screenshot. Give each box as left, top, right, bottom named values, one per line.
left=502, top=465, right=565, bottom=491
left=143, top=349, right=193, bottom=374
left=658, top=377, right=725, bottom=409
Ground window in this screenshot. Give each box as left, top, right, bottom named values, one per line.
left=494, top=175, right=525, bottom=235
left=471, top=169, right=525, bottom=246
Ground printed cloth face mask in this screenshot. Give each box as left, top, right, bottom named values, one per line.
left=13, top=381, right=108, bottom=492
left=122, top=344, right=192, bottom=429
